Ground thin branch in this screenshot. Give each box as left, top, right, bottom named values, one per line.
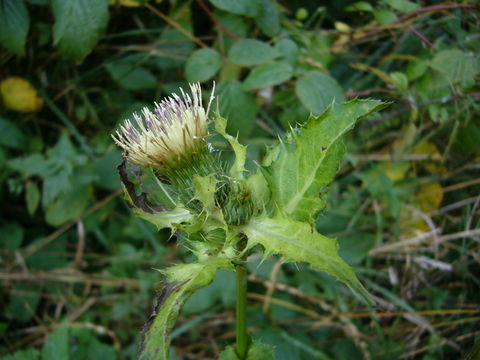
left=362, top=92, right=480, bottom=129
left=145, top=3, right=208, bottom=48
left=195, top=0, right=240, bottom=40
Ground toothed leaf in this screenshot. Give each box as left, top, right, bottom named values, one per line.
left=135, top=207, right=194, bottom=231
left=193, top=174, right=218, bottom=211
left=265, top=99, right=388, bottom=222
left=215, top=113, right=247, bottom=179
left=242, top=216, right=374, bottom=304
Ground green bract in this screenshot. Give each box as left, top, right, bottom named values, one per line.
left=113, top=85, right=387, bottom=359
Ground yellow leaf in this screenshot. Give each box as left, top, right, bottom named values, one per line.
left=380, top=161, right=410, bottom=181
left=331, top=35, right=350, bottom=54
left=335, top=21, right=351, bottom=33
left=350, top=62, right=393, bottom=84
left=414, top=140, right=447, bottom=174
left=416, top=181, right=443, bottom=213
left=400, top=181, right=444, bottom=236
left=0, top=77, right=43, bottom=113
left=110, top=0, right=162, bottom=6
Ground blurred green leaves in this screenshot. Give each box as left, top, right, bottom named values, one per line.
left=228, top=39, right=279, bottom=66
left=51, top=0, right=109, bottom=61
left=185, top=48, right=222, bottom=83
left=295, top=71, right=345, bottom=115
left=0, top=0, right=29, bottom=55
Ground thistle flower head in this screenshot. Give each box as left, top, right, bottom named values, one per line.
left=112, top=83, right=214, bottom=168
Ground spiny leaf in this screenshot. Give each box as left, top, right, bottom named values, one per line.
left=242, top=216, right=374, bottom=304
left=139, top=257, right=233, bottom=360
left=265, top=99, right=388, bottom=222
left=215, top=113, right=247, bottom=179
left=135, top=207, right=194, bottom=231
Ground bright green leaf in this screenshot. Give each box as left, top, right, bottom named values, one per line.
left=242, top=62, right=293, bottom=91
left=52, top=0, right=109, bottom=61
left=295, top=71, right=345, bottom=115
left=265, top=100, right=388, bottom=222
left=246, top=171, right=270, bottom=209
left=0, top=0, right=29, bottom=56
left=135, top=207, right=194, bottom=231
left=193, top=174, right=218, bottom=211
left=185, top=48, right=222, bottom=83
left=242, top=216, right=373, bottom=304
left=215, top=113, right=247, bottom=179
left=228, top=39, right=279, bottom=66
left=139, top=256, right=233, bottom=360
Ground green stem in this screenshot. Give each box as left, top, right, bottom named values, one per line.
left=236, top=262, right=248, bottom=359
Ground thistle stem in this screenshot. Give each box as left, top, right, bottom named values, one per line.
left=236, top=262, right=248, bottom=359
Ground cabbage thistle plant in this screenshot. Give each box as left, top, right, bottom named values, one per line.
left=113, top=83, right=386, bottom=359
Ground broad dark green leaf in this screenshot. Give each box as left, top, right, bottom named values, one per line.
left=266, top=100, right=387, bottom=222
left=0, top=0, right=29, bottom=56
left=185, top=48, right=222, bottom=83
left=7, top=284, right=41, bottom=323
left=0, top=117, right=25, bottom=148
left=215, top=80, right=258, bottom=139
left=1, top=348, right=39, bottom=360
left=275, top=38, right=299, bottom=66
left=373, top=9, right=398, bottom=25
left=105, top=60, right=157, bottom=90
left=242, top=62, right=293, bottom=91
left=209, top=0, right=262, bottom=17
left=41, top=327, right=69, bottom=360
left=295, top=71, right=345, bottom=115
left=139, top=257, right=233, bottom=360
left=0, top=222, right=24, bottom=250
left=242, top=216, right=373, bottom=304
left=383, top=0, right=419, bottom=13
left=346, top=2, right=374, bottom=12
left=228, top=39, right=279, bottom=66
left=255, top=0, right=280, bottom=36
left=51, top=0, right=109, bottom=61
left=45, top=186, right=90, bottom=226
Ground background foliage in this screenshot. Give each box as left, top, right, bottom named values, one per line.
left=1, top=0, right=479, bottom=359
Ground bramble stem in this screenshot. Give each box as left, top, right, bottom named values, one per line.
left=236, top=262, right=248, bottom=359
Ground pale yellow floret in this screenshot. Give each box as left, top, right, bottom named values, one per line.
left=112, top=83, right=214, bottom=168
